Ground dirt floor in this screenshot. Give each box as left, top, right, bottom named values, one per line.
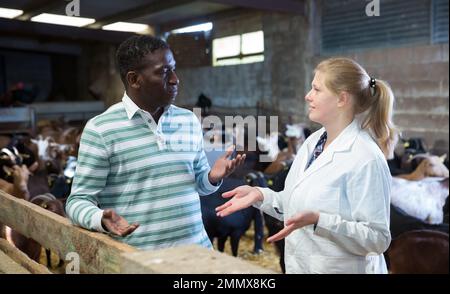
left=39, top=249, right=65, bottom=274
left=213, top=225, right=283, bottom=273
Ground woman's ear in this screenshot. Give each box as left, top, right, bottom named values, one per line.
left=126, top=71, right=141, bottom=89
left=337, top=91, right=351, bottom=108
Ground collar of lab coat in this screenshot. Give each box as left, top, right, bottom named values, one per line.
left=298, top=119, right=361, bottom=184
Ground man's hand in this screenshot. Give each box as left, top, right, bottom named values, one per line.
left=215, top=185, right=263, bottom=217
left=208, top=147, right=246, bottom=184
left=101, top=209, right=139, bottom=237
left=266, top=211, right=320, bottom=243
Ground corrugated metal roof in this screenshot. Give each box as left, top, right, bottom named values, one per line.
left=432, top=0, right=449, bottom=43
left=321, top=0, right=432, bottom=53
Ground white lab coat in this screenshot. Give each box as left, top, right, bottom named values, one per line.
left=255, top=119, right=391, bottom=274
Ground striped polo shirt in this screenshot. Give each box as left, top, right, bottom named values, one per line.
left=66, top=93, right=220, bottom=250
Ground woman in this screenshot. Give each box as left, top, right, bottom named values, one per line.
left=216, top=58, right=397, bottom=274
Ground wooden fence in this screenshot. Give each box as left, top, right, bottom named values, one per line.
left=0, top=190, right=273, bottom=274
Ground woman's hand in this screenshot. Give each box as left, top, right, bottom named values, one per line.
left=215, top=185, right=263, bottom=217
left=267, top=211, right=320, bottom=243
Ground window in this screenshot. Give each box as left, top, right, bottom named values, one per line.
left=212, top=31, right=264, bottom=66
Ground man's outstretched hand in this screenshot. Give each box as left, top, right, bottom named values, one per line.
left=208, top=146, right=246, bottom=184
left=101, top=209, right=139, bottom=237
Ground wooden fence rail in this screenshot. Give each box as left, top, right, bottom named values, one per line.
left=0, top=190, right=273, bottom=274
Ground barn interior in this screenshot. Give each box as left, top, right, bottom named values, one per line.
left=0, top=0, right=448, bottom=275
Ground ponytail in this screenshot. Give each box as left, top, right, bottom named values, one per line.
left=361, top=79, right=398, bottom=159
left=315, top=58, right=399, bottom=159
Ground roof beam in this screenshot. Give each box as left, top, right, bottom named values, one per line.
left=205, top=0, right=305, bottom=14
left=87, top=0, right=196, bottom=29
left=16, top=0, right=63, bottom=21
left=0, top=18, right=135, bottom=44
left=159, top=7, right=254, bottom=33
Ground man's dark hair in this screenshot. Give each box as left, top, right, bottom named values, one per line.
left=116, top=35, right=169, bottom=87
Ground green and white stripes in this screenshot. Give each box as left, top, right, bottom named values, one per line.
left=66, top=99, right=218, bottom=250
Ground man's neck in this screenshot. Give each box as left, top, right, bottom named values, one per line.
left=149, top=107, right=164, bottom=123
left=128, top=92, right=165, bottom=122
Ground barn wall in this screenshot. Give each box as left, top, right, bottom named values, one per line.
left=79, top=43, right=124, bottom=107
left=173, top=3, right=449, bottom=153
left=174, top=10, right=313, bottom=127
left=330, top=45, right=449, bottom=154
left=174, top=11, right=265, bottom=111
left=0, top=33, right=125, bottom=107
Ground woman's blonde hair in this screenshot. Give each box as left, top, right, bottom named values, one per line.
left=315, top=57, right=398, bottom=158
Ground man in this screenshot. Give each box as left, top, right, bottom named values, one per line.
left=66, top=35, right=245, bottom=250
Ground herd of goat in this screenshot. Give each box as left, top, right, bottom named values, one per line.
left=0, top=120, right=448, bottom=274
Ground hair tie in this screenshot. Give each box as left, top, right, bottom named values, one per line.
left=369, top=77, right=376, bottom=96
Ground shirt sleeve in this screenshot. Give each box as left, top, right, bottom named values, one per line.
left=65, top=120, right=109, bottom=233
left=253, top=187, right=285, bottom=221
left=192, top=116, right=222, bottom=196
left=314, top=159, right=392, bottom=256
left=252, top=147, right=306, bottom=222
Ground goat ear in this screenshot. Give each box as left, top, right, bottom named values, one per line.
left=439, top=153, right=447, bottom=163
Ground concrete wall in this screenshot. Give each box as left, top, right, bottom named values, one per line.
left=175, top=11, right=265, bottom=111
left=1, top=4, right=447, bottom=151
left=173, top=4, right=449, bottom=153
left=79, top=43, right=124, bottom=107
left=328, top=44, right=449, bottom=154
left=0, top=35, right=125, bottom=108
left=175, top=10, right=313, bottom=126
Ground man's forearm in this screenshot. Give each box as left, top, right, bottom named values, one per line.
left=208, top=172, right=221, bottom=186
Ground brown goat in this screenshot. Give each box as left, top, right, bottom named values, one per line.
left=387, top=230, right=449, bottom=274
left=397, top=154, right=449, bottom=181
left=8, top=193, right=65, bottom=267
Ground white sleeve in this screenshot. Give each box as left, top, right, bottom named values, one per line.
left=253, top=187, right=285, bottom=221
left=90, top=209, right=108, bottom=233
left=314, top=159, right=392, bottom=256
left=252, top=145, right=307, bottom=222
